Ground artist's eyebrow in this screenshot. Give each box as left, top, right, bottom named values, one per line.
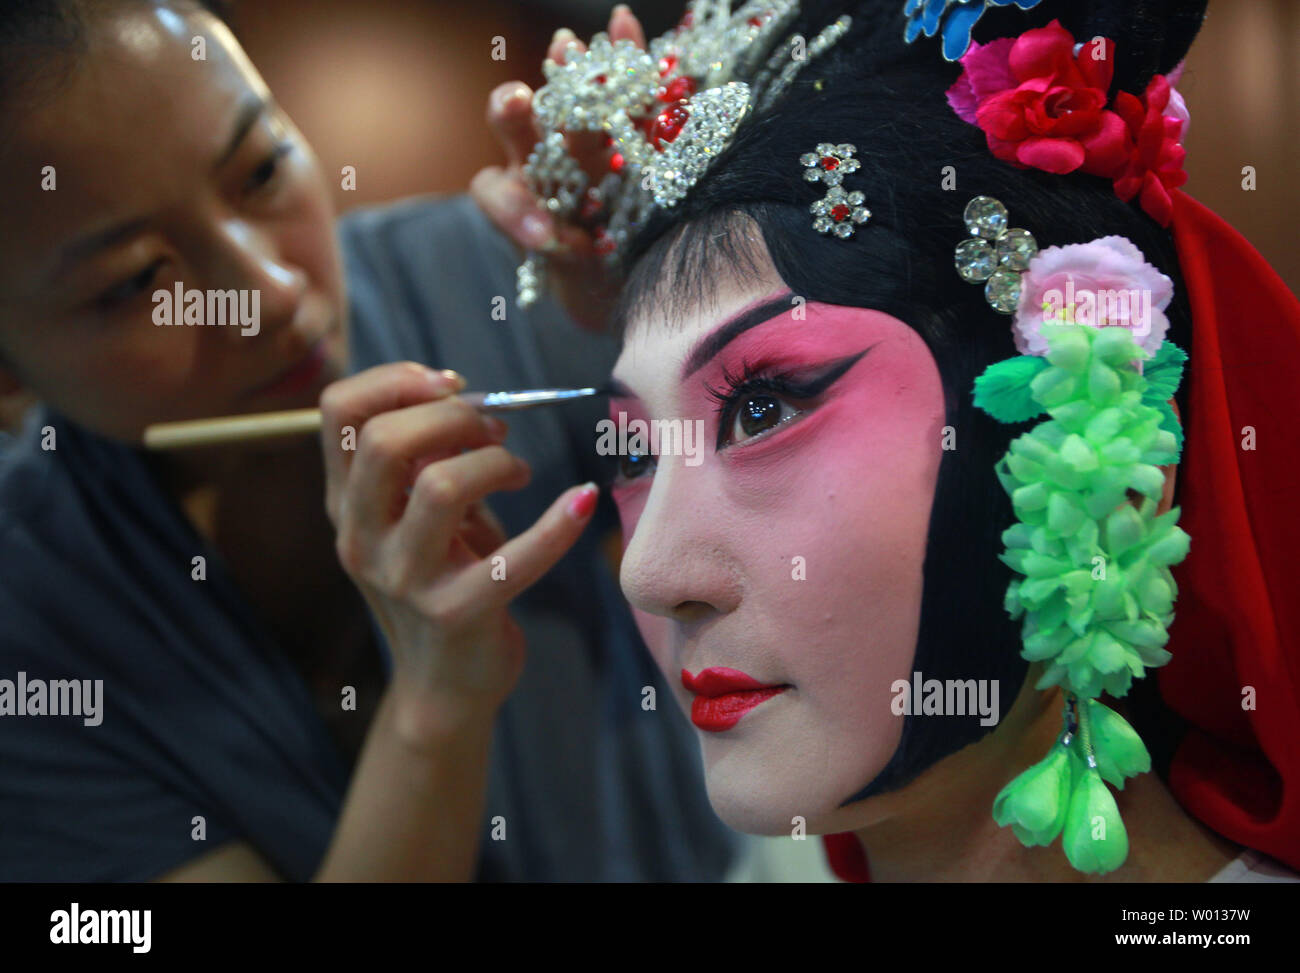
left=55, top=95, right=269, bottom=273
left=215, top=93, right=269, bottom=171
left=680, top=293, right=796, bottom=379
left=56, top=218, right=150, bottom=270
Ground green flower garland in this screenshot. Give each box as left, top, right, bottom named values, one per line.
left=974, top=323, right=1190, bottom=874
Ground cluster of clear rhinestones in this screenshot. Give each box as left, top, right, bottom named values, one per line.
left=802, top=143, right=870, bottom=238
left=525, top=131, right=588, bottom=216
left=754, top=15, right=852, bottom=113
left=954, top=195, right=1039, bottom=314
left=650, top=83, right=752, bottom=207
left=516, top=1, right=854, bottom=307
left=532, top=36, right=661, bottom=131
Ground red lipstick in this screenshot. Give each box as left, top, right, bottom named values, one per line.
left=251, top=337, right=330, bottom=401
left=682, top=667, right=789, bottom=732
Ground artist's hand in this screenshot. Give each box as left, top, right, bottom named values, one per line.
left=319, top=363, right=599, bottom=733
left=469, top=5, right=647, bottom=332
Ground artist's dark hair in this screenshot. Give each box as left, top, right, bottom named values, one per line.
left=616, top=0, right=1208, bottom=799
left=0, top=0, right=234, bottom=117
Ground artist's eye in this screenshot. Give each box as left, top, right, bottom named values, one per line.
left=98, top=260, right=165, bottom=308
left=245, top=142, right=293, bottom=195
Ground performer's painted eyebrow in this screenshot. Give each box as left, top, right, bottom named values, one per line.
left=679, top=292, right=795, bottom=380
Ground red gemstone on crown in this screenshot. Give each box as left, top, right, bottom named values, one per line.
left=821, top=157, right=839, bottom=170
left=610, top=152, right=625, bottom=173
left=580, top=195, right=603, bottom=221
left=659, top=54, right=678, bottom=76
left=831, top=204, right=851, bottom=221
left=663, top=76, right=696, bottom=103
left=748, top=16, right=763, bottom=27
left=651, top=104, right=690, bottom=148
left=595, top=74, right=607, bottom=85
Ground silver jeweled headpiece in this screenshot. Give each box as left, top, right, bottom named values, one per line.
left=517, top=2, right=853, bottom=307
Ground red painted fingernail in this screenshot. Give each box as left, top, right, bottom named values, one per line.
left=567, top=482, right=598, bottom=520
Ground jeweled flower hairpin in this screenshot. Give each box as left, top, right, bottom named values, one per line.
left=961, top=193, right=1190, bottom=874
left=516, top=2, right=854, bottom=307
left=954, top=195, right=1038, bottom=313
left=801, top=143, right=870, bottom=238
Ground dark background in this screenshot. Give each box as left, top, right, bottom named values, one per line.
left=230, top=0, right=1299, bottom=290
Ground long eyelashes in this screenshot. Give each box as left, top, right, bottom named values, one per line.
left=601, top=345, right=875, bottom=486
left=704, top=347, right=872, bottom=450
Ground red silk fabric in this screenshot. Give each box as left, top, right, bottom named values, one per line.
left=1163, top=190, right=1300, bottom=870
left=822, top=831, right=871, bottom=882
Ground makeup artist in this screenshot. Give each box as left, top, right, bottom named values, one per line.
left=0, top=1, right=735, bottom=880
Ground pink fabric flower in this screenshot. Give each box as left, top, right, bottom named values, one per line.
left=1112, top=74, right=1189, bottom=226
left=1013, top=236, right=1174, bottom=358
left=945, top=20, right=1129, bottom=177
left=946, top=38, right=1017, bottom=123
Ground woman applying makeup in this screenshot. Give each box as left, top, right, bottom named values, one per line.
left=0, top=1, right=736, bottom=881
left=520, top=0, right=1300, bottom=881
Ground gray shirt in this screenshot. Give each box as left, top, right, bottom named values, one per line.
left=0, top=194, right=737, bottom=882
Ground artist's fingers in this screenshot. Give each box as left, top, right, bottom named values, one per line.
left=487, top=82, right=537, bottom=170
left=608, top=4, right=647, bottom=48
left=469, top=165, right=556, bottom=252
left=320, top=363, right=464, bottom=520
left=346, top=397, right=508, bottom=536
left=546, top=28, right=585, bottom=65
left=397, top=446, right=532, bottom=572
left=460, top=499, right=510, bottom=559
left=446, top=483, right=598, bottom=607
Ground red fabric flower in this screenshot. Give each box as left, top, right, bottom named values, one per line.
left=1112, top=74, right=1189, bottom=227
left=948, top=19, right=1129, bottom=177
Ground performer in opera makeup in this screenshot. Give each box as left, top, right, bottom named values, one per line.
left=517, top=0, right=1300, bottom=882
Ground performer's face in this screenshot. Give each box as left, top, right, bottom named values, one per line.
left=610, top=239, right=948, bottom=834
left=0, top=4, right=347, bottom=443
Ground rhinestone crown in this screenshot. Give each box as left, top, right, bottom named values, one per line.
left=517, top=1, right=853, bottom=307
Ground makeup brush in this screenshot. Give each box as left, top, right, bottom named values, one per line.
left=142, top=387, right=608, bottom=450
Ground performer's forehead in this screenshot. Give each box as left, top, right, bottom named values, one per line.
left=615, top=211, right=774, bottom=339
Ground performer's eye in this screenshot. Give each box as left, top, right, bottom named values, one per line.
left=722, top=391, right=802, bottom=445
left=705, top=349, right=871, bottom=450
left=618, top=449, right=657, bottom=481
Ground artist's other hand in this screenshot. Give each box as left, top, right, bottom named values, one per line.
left=469, top=4, right=647, bottom=332
left=319, top=363, right=598, bottom=734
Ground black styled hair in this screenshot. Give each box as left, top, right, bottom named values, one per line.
left=615, top=0, right=1208, bottom=801
left=0, top=0, right=234, bottom=118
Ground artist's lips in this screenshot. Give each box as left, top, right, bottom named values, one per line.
left=682, top=667, right=790, bottom=732
left=250, top=335, right=330, bottom=399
